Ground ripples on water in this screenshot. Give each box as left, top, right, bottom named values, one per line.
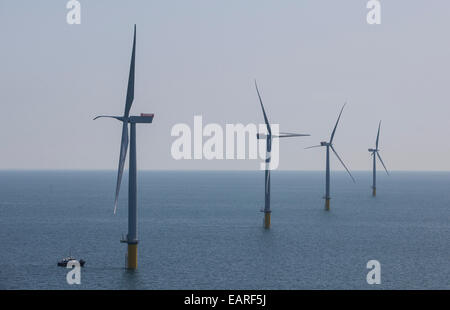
left=0, top=171, right=448, bottom=289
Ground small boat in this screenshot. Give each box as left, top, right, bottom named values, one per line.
left=57, top=256, right=85, bottom=267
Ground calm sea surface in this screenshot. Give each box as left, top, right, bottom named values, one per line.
left=0, top=171, right=448, bottom=289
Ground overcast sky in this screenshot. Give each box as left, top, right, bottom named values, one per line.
left=1, top=0, right=449, bottom=171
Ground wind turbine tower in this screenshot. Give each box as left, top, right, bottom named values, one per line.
left=369, top=121, right=389, bottom=196
left=94, top=25, right=154, bottom=269
left=306, top=104, right=355, bottom=211
left=255, top=81, right=309, bottom=228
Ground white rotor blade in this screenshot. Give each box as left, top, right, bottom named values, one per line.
left=330, top=103, right=346, bottom=144
left=305, top=145, right=322, bottom=149
left=376, top=152, right=389, bottom=175
left=275, top=132, right=310, bottom=138
left=330, top=145, right=355, bottom=183
left=376, top=121, right=381, bottom=149
left=93, top=115, right=123, bottom=121
left=124, top=25, right=136, bottom=118
left=114, top=122, right=129, bottom=214
left=254, top=80, right=272, bottom=135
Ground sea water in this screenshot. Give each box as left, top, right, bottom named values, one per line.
left=0, top=171, right=448, bottom=289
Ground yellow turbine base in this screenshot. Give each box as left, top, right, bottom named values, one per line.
left=372, top=188, right=376, bottom=197
left=127, top=244, right=138, bottom=269
left=264, top=212, right=271, bottom=229
left=325, top=199, right=330, bottom=211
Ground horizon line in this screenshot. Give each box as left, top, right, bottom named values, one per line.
left=0, top=169, right=449, bottom=173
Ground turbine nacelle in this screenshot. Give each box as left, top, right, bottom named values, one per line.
left=320, top=141, right=329, bottom=146
left=368, top=148, right=378, bottom=152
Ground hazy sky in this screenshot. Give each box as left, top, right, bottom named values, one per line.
left=1, top=0, right=449, bottom=171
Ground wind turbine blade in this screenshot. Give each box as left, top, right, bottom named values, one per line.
left=254, top=80, right=271, bottom=135
left=114, top=122, right=129, bottom=214
left=305, top=145, right=322, bottom=149
left=376, top=152, right=389, bottom=175
left=124, top=25, right=136, bottom=118
left=93, top=115, right=123, bottom=121
left=275, top=132, right=310, bottom=138
left=376, top=121, right=381, bottom=149
left=330, top=145, right=355, bottom=183
left=329, top=103, right=346, bottom=144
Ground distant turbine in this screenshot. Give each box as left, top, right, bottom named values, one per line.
left=255, top=81, right=310, bottom=228
left=306, top=103, right=355, bottom=211
left=368, top=121, right=389, bottom=196
left=94, top=25, right=154, bottom=269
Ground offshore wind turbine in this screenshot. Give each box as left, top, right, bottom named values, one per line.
left=94, top=25, right=154, bottom=269
left=306, top=104, right=355, bottom=211
left=255, top=81, right=310, bottom=229
left=369, top=121, right=389, bottom=196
